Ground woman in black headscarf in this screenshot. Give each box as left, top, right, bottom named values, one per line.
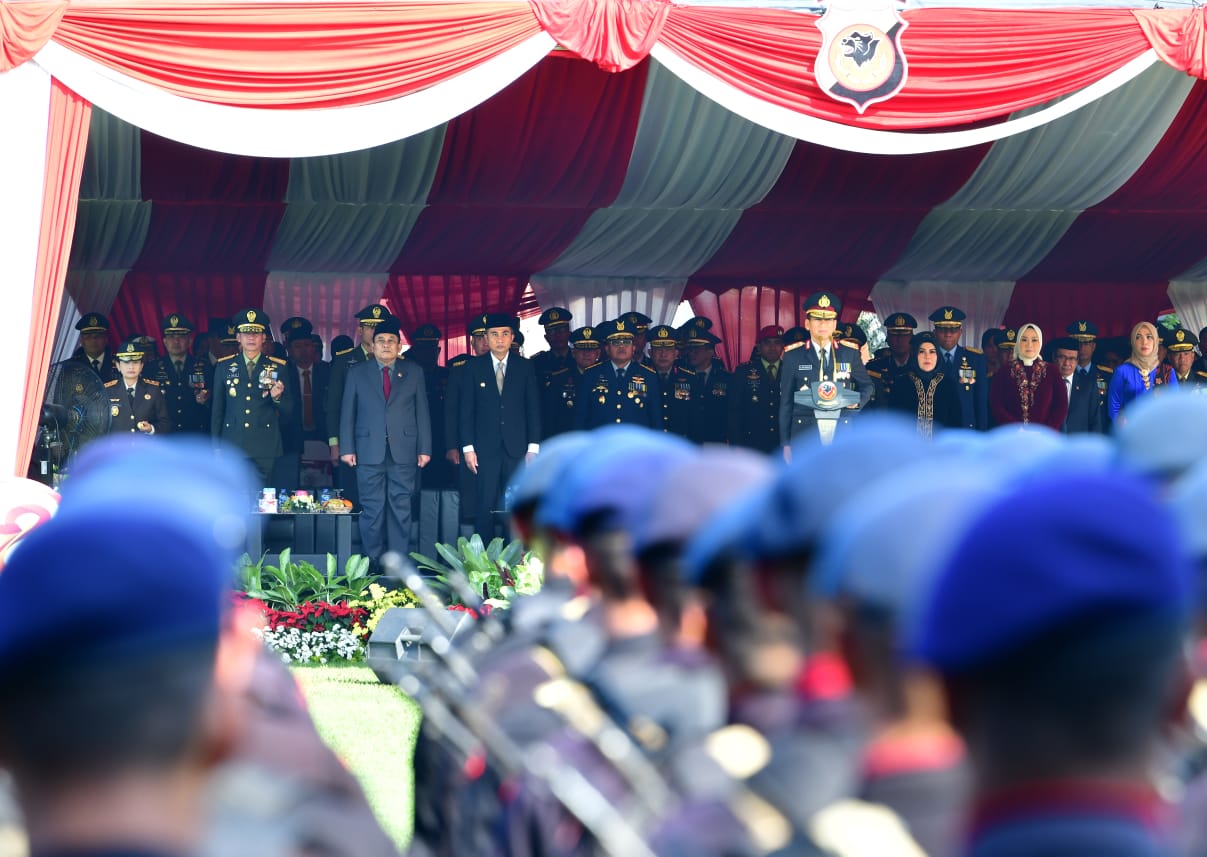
left=889, top=332, right=962, bottom=437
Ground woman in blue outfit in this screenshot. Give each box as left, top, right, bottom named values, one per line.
left=1108, top=321, right=1176, bottom=425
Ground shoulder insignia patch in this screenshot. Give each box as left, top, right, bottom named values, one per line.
left=103, top=379, right=119, bottom=388
left=1196, top=371, right=1207, bottom=379
left=964, top=347, right=983, bottom=355
left=217, top=354, right=237, bottom=362
left=334, top=347, right=356, bottom=357
left=143, top=379, right=159, bottom=387
left=550, top=367, right=569, bottom=376
left=1097, top=364, right=1115, bottom=374
left=867, top=370, right=882, bottom=380
left=679, top=368, right=696, bottom=376
left=269, top=356, right=287, bottom=365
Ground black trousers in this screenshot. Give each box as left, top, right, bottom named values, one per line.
left=473, top=450, right=521, bottom=541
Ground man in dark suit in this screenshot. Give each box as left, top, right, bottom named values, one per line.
left=67, top=312, right=119, bottom=385
left=541, top=325, right=601, bottom=439
left=446, top=315, right=491, bottom=536
left=151, top=313, right=211, bottom=434
left=646, top=324, right=694, bottom=438
left=326, top=304, right=392, bottom=507
left=679, top=322, right=731, bottom=444
left=459, top=313, right=541, bottom=540
left=1053, top=337, right=1103, bottom=434
left=1065, top=320, right=1112, bottom=424
left=728, top=324, right=784, bottom=452
left=529, top=307, right=575, bottom=382
left=930, top=306, right=989, bottom=431
left=273, top=320, right=329, bottom=489
left=105, top=339, right=172, bottom=437
left=340, top=317, right=431, bottom=563
left=211, top=308, right=294, bottom=484
left=779, top=292, right=874, bottom=456
left=574, top=319, right=663, bottom=430
left=866, top=312, right=916, bottom=409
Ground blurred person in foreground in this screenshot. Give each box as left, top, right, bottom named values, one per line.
left=913, top=467, right=1194, bottom=857
left=0, top=437, right=396, bottom=857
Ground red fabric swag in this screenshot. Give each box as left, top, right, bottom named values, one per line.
left=658, top=6, right=1157, bottom=129
left=52, top=1, right=546, bottom=108
left=1134, top=8, right=1207, bottom=79
left=0, top=0, right=66, bottom=72
left=529, top=0, right=670, bottom=72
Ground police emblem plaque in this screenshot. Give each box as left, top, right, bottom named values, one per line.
left=815, top=0, right=909, bottom=114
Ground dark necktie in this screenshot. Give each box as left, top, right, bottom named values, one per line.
left=91, top=358, right=101, bottom=373
left=127, top=387, right=136, bottom=409
left=769, top=363, right=777, bottom=381
left=174, top=360, right=184, bottom=376
left=944, top=352, right=954, bottom=371
left=302, top=368, right=314, bottom=428
left=617, top=366, right=625, bottom=382
left=382, top=365, right=392, bottom=399
left=822, top=349, right=832, bottom=380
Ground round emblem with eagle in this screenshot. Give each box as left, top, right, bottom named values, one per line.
left=817, top=380, right=840, bottom=402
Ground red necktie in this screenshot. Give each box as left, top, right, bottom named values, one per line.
left=382, top=365, right=392, bottom=399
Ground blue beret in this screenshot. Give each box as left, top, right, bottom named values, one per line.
left=1169, top=458, right=1207, bottom=561
left=752, top=414, right=927, bottom=559
left=506, top=432, right=595, bottom=514
left=812, top=463, right=1001, bottom=619
left=634, top=447, right=774, bottom=554
left=0, top=438, right=256, bottom=674
left=536, top=427, right=693, bottom=536
left=683, top=482, right=776, bottom=585
left=912, top=469, right=1194, bottom=674
left=1116, top=390, right=1207, bottom=481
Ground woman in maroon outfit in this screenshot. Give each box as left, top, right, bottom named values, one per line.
left=989, top=323, right=1068, bottom=429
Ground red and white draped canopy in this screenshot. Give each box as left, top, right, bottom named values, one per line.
left=5, top=0, right=1207, bottom=474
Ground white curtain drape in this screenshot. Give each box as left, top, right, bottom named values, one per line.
left=530, top=276, right=687, bottom=328
left=534, top=61, right=794, bottom=315
left=649, top=45, right=1160, bottom=156
left=872, top=62, right=1191, bottom=332
left=1167, top=280, right=1207, bottom=341
left=263, top=273, right=388, bottom=346
left=53, top=271, right=132, bottom=363
left=32, top=34, right=556, bottom=158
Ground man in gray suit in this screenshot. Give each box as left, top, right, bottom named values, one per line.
left=339, top=317, right=432, bottom=563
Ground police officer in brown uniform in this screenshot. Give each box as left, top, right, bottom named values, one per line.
left=728, top=325, right=784, bottom=453
left=866, top=312, right=917, bottom=409
left=106, top=339, right=171, bottom=437
left=211, top=309, right=294, bottom=484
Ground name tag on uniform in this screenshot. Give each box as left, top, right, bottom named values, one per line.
left=799, top=364, right=812, bottom=372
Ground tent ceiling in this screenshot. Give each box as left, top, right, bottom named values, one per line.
left=66, top=49, right=1207, bottom=352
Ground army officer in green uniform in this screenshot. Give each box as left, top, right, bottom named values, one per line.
left=211, top=308, right=294, bottom=484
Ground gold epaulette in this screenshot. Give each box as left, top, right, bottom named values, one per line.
left=103, top=379, right=119, bottom=388
left=268, top=356, right=287, bottom=365
left=867, top=370, right=882, bottom=380
left=964, top=346, right=983, bottom=355
left=550, top=367, right=569, bottom=376
left=1097, top=364, right=1114, bottom=374
left=679, top=367, right=696, bottom=376
left=1196, top=371, right=1207, bottom=379
left=630, top=362, right=656, bottom=375
left=334, top=347, right=356, bottom=357
left=142, top=379, right=159, bottom=386
left=217, top=354, right=237, bottom=362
